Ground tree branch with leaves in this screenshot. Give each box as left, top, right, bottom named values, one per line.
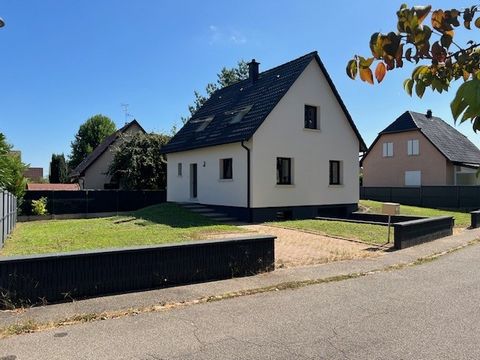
left=347, top=4, right=480, bottom=130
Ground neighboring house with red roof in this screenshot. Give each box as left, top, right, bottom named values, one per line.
left=26, top=183, right=80, bottom=191
left=362, top=110, right=480, bottom=187
left=70, top=119, right=145, bottom=189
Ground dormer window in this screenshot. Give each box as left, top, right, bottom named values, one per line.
left=304, top=105, right=319, bottom=129
left=226, top=105, right=253, bottom=125
left=191, top=116, right=214, bottom=132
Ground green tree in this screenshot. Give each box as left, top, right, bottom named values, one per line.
left=182, top=60, right=249, bottom=123
left=108, top=133, right=171, bottom=190
left=69, top=114, right=116, bottom=169
left=0, top=133, right=27, bottom=198
left=347, top=4, right=480, bottom=131
left=49, top=153, right=69, bottom=183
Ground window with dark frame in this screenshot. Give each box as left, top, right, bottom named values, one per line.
left=304, top=105, right=318, bottom=129
left=177, top=163, right=182, bottom=176
left=329, top=160, right=341, bottom=185
left=220, top=158, right=233, bottom=179
left=276, top=157, right=292, bottom=185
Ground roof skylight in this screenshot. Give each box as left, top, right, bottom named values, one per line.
left=191, top=116, right=214, bottom=132
left=226, top=105, right=253, bottom=125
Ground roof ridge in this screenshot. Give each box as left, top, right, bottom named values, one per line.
left=202, top=51, right=318, bottom=96
left=409, top=110, right=469, bottom=137
left=259, top=51, right=317, bottom=76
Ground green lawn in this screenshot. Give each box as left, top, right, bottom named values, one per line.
left=359, top=200, right=470, bottom=227
left=1, top=203, right=243, bottom=256
left=269, top=200, right=469, bottom=246
left=269, top=219, right=389, bottom=245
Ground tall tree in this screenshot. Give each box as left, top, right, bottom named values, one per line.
left=182, top=60, right=249, bottom=123
left=347, top=4, right=480, bottom=131
left=0, top=133, right=27, bottom=198
left=69, top=114, right=116, bottom=169
left=108, top=133, right=170, bottom=190
left=49, top=153, right=69, bottom=183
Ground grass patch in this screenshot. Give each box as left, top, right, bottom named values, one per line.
left=359, top=200, right=470, bottom=227
left=269, top=219, right=389, bottom=245
left=0, top=203, right=243, bottom=256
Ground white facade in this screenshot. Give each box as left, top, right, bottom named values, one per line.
left=166, top=59, right=360, bottom=209
left=166, top=142, right=249, bottom=207
left=250, top=60, right=360, bottom=207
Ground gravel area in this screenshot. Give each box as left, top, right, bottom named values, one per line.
left=239, top=224, right=380, bottom=268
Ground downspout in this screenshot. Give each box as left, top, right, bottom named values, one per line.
left=241, top=141, right=252, bottom=222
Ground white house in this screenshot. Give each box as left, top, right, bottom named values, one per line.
left=70, top=119, right=145, bottom=189
left=162, top=51, right=366, bottom=222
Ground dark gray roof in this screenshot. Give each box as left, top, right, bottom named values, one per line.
left=71, top=119, right=145, bottom=177
left=380, top=111, right=480, bottom=165
left=162, top=51, right=366, bottom=154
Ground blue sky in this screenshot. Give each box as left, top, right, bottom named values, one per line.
left=1, top=0, right=478, bottom=174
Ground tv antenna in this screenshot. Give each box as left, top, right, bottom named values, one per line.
left=121, top=103, right=132, bottom=124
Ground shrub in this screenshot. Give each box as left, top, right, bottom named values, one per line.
left=31, top=197, right=48, bottom=216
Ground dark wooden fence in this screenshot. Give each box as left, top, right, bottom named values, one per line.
left=1, top=190, right=17, bottom=248
left=0, top=235, right=276, bottom=308
left=393, top=216, right=454, bottom=250
left=361, top=186, right=480, bottom=210
left=20, top=190, right=166, bottom=215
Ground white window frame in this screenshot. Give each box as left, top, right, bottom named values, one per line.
left=407, top=139, right=419, bottom=156
left=382, top=142, right=393, bottom=157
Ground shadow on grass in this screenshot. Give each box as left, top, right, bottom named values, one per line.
left=115, top=203, right=229, bottom=229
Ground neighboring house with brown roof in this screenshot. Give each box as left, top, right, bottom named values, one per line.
left=362, top=110, right=480, bottom=187
left=70, top=120, right=145, bottom=189
left=26, top=183, right=80, bottom=191
left=23, top=167, right=44, bottom=182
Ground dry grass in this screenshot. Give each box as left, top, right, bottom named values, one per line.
left=241, top=224, right=379, bottom=268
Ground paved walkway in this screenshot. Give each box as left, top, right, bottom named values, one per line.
left=241, top=224, right=378, bottom=268
left=1, top=226, right=479, bottom=331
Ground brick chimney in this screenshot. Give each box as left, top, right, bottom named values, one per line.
left=426, top=109, right=432, bottom=118
left=248, top=59, right=260, bottom=83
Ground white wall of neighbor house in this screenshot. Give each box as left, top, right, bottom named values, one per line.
left=455, top=166, right=480, bottom=185
left=166, top=142, right=249, bottom=207
left=81, top=123, right=143, bottom=189
left=250, top=58, right=360, bottom=208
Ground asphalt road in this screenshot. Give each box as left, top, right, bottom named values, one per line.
left=2, top=243, right=480, bottom=359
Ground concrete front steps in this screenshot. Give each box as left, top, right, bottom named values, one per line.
left=178, top=203, right=240, bottom=223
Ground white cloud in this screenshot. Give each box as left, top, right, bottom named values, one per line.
left=208, top=25, right=247, bottom=46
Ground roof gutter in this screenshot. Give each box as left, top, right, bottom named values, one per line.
left=241, top=140, right=252, bottom=222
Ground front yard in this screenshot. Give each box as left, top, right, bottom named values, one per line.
left=1, top=200, right=467, bottom=260
left=269, top=200, right=468, bottom=245
left=0, top=203, right=243, bottom=256
left=269, top=219, right=389, bottom=245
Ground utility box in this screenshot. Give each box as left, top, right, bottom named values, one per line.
left=382, top=202, right=400, bottom=216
